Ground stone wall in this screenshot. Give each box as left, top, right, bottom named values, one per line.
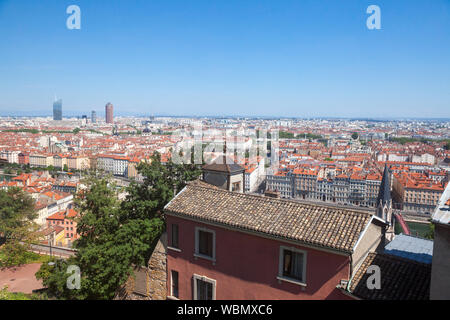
left=148, top=232, right=167, bottom=300
left=114, top=232, right=167, bottom=300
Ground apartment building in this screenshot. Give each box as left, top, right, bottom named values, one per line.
left=266, top=171, right=293, bottom=198
left=29, top=154, right=54, bottom=167
left=293, top=168, right=318, bottom=200
left=46, top=208, right=79, bottom=247
left=268, top=169, right=382, bottom=207
left=0, top=150, right=20, bottom=164
left=67, top=156, right=90, bottom=171
left=53, top=155, right=68, bottom=169
left=97, top=155, right=129, bottom=177
left=392, top=171, right=446, bottom=213
left=164, top=180, right=386, bottom=300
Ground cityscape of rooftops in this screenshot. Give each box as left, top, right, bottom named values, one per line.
left=0, top=0, right=449, bottom=308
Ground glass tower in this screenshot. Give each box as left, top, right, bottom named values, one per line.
left=53, top=99, right=63, bottom=120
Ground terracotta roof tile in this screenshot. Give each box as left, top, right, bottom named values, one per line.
left=165, top=183, right=372, bottom=253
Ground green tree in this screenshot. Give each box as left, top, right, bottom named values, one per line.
left=279, top=131, right=295, bottom=139
left=63, top=164, right=69, bottom=172
left=444, top=142, right=450, bottom=151
left=36, top=154, right=201, bottom=299
left=37, top=174, right=131, bottom=299
left=35, top=258, right=79, bottom=299
left=0, top=188, right=38, bottom=268
left=121, top=153, right=201, bottom=259
left=73, top=128, right=81, bottom=134
left=425, top=222, right=435, bottom=240
left=351, top=132, right=359, bottom=140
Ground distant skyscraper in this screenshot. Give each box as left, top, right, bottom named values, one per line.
left=53, top=98, right=62, bottom=120
left=105, top=103, right=114, bottom=124
left=91, top=110, right=97, bottom=123
left=81, top=115, right=88, bottom=126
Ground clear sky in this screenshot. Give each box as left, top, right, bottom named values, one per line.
left=0, top=0, right=449, bottom=118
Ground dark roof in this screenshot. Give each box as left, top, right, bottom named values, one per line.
left=165, top=182, right=373, bottom=253
left=202, top=156, right=245, bottom=174
left=349, top=252, right=431, bottom=300
left=384, top=234, right=433, bottom=264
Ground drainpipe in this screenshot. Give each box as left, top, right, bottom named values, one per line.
left=348, top=254, right=354, bottom=292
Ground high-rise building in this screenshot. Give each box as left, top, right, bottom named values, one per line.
left=81, top=115, right=88, bottom=127
left=53, top=98, right=62, bottom=120
left=91, top=110, right=97, bottom=123
left=105, top=103, right=114, bottom=124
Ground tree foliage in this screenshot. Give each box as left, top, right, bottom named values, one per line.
left=35, top=258, right=79, bottom=300
left=36, top=153, right=201, bottom=299
left=0, top=188, right=38, bottom=268
left=424, top=222, right=435, bottom=240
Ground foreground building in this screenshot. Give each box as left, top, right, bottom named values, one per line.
left=164, top=179, right=387, bottom=300
left=430, top=182, right=450, bottom=299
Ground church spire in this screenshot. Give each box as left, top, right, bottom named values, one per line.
left=377, top=163, right=392, bottom=212
left=377, top=164, right=392, bottom=221
left=376, top=164, right=394, bottom=241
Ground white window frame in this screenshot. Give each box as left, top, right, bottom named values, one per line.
left=168, top=223, right=181, bottom=252
left=194, top=226, right=216, bottom=262
left=193, top=274, right=216, bottom=300
left=277, top=245, right=307, bottom=286
left=168, top=270, right=179, bottom=300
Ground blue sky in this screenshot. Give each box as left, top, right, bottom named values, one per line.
left=0, top=0, right=449, bottom=118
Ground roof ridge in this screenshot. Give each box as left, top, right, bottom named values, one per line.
left=374, top=251, right=432, bottom=268
left=189, top=182, right=372, bottom=216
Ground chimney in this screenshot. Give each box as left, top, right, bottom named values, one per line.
left=265, top=189, right=280, bottom=199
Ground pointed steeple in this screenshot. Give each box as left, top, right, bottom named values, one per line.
left=377, top=163, right=391, bottom=208
left=376, top=164, right=393, bottom=229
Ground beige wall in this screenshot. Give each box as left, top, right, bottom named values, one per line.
left=351, top=220, right=383, bottom=276
left=30, top=155, right=54, bottom=167
left=229, top=173, right=244, bottom=192
left=430, top=223, right=450, bottom=300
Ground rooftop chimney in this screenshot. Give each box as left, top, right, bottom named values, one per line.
left=265, top=190, right=280, bottom=199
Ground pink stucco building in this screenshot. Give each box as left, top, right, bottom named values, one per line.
left=164, top=180, right=386, bottom=300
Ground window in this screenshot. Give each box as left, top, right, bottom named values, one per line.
left=171, top=224, right=179, bottom=248
left=195, top=228, right=215, bottom=260
left=193, top=275, right=216, bottom=300
left=171, top=270, right=179, bottom=298
left=232, top=182, right=240, bottom=192
left=278, top=246, right=306, bottom=284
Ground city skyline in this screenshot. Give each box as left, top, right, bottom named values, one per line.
left=0, top=1, right=449, bottom=118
